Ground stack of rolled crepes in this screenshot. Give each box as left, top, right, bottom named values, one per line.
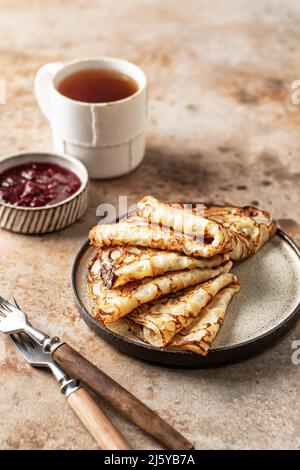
left=88, top=196, right=277, bottom=356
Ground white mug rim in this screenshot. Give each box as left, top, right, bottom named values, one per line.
left=51, top=56, right=147, bottom=107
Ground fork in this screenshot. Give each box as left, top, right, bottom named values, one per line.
left=0, top=296, right=193, bottom=450
left=0, top=296, right=56, bottom=350
left=9, top=332, right=130, bottom=450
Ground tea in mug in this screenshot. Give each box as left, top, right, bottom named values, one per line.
left=57, top=68, right=138, bottom=103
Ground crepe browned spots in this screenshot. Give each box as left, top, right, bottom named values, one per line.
left=139, top=197, right=277, bottom=260
left=92, top=246, right=230, bottom=289
left=87, top=259, right=233, bottom=323
left=170, top=282, right=240, bottom=355
left=125, top=273, right=238, bottom=348
left=202, top=204, right=277, bottom=260
left=89, top=212, right=232, bottom=258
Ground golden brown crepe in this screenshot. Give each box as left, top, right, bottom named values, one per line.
left=87, top=196, right=276, bottom=356
left=202, top=204, right=277, bottom=260
left=137, top=196, right=277, bottom=260
left=89, top=213, right=232, bottom=259
left=170, top=282, right=240, bottom=355
left=136, top=196, right=232, bottom=256
left=125, top=273, right=238, bottom=347
left=87, top=259, right=233, bottom=323
left=92, top=246, right=230, bottom=288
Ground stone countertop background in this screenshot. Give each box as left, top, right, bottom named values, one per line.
left=0, top=0, right=299, bottom=449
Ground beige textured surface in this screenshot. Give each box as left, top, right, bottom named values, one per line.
left=0, top=0, right=299, bottom=450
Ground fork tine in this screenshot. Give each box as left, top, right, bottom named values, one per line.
left=23, top=334, right=36, bottom=349
left=17, top=333, right=26, bottom=346
left=0, top=305, right=8, bottom=317
left=22, top=334, right=32, bottom=350
left=0, top=297, right=12, bottom=311
left=13, top=297, right=21, bottom=310
left=18, top=333, right=31, bottom=351
left=10, top=333, right=17, bottom=344
left=10, top=333, right=28, bottom=352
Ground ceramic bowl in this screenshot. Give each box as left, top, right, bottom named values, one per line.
left=0, top=151, right=89, bottom=234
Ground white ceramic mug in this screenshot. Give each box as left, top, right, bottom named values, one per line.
left=35, top=57, right=147, bottom=179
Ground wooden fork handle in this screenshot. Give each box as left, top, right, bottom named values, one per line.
left=54, top=343, right=194, bottom=450
left=67, top=386, right=130, bottom=450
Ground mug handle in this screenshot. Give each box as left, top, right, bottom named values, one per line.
left=34, top=62, right=63, bottom=120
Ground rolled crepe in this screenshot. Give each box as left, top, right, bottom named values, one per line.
left=126, top=272, right=238, bottom=347
left=202, top=204, right=277, bottom=260
left=89, top=214, right=231, bottom=258
left=87, top=260, right=233, bottom=323
left=137, top=196, right=232, bottom=256
left=170, top=282, right=240, bottom=355
left=159, top=200, right=277, bottom=260
left=92, top=246, right=230, bottom=288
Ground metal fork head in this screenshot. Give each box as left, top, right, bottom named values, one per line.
left=9, top=333, right=65, bottom=382
left=0, top=297, right=49, bottom=346
left=0, top=297, right=27, bottom=333
left=10, top=333, right=51, bottom=367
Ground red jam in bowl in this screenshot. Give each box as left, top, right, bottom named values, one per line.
left=0, top=162, right=81, bottom=207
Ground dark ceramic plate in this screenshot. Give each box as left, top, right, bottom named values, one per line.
left=71, top=209, right=300, bottom=368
